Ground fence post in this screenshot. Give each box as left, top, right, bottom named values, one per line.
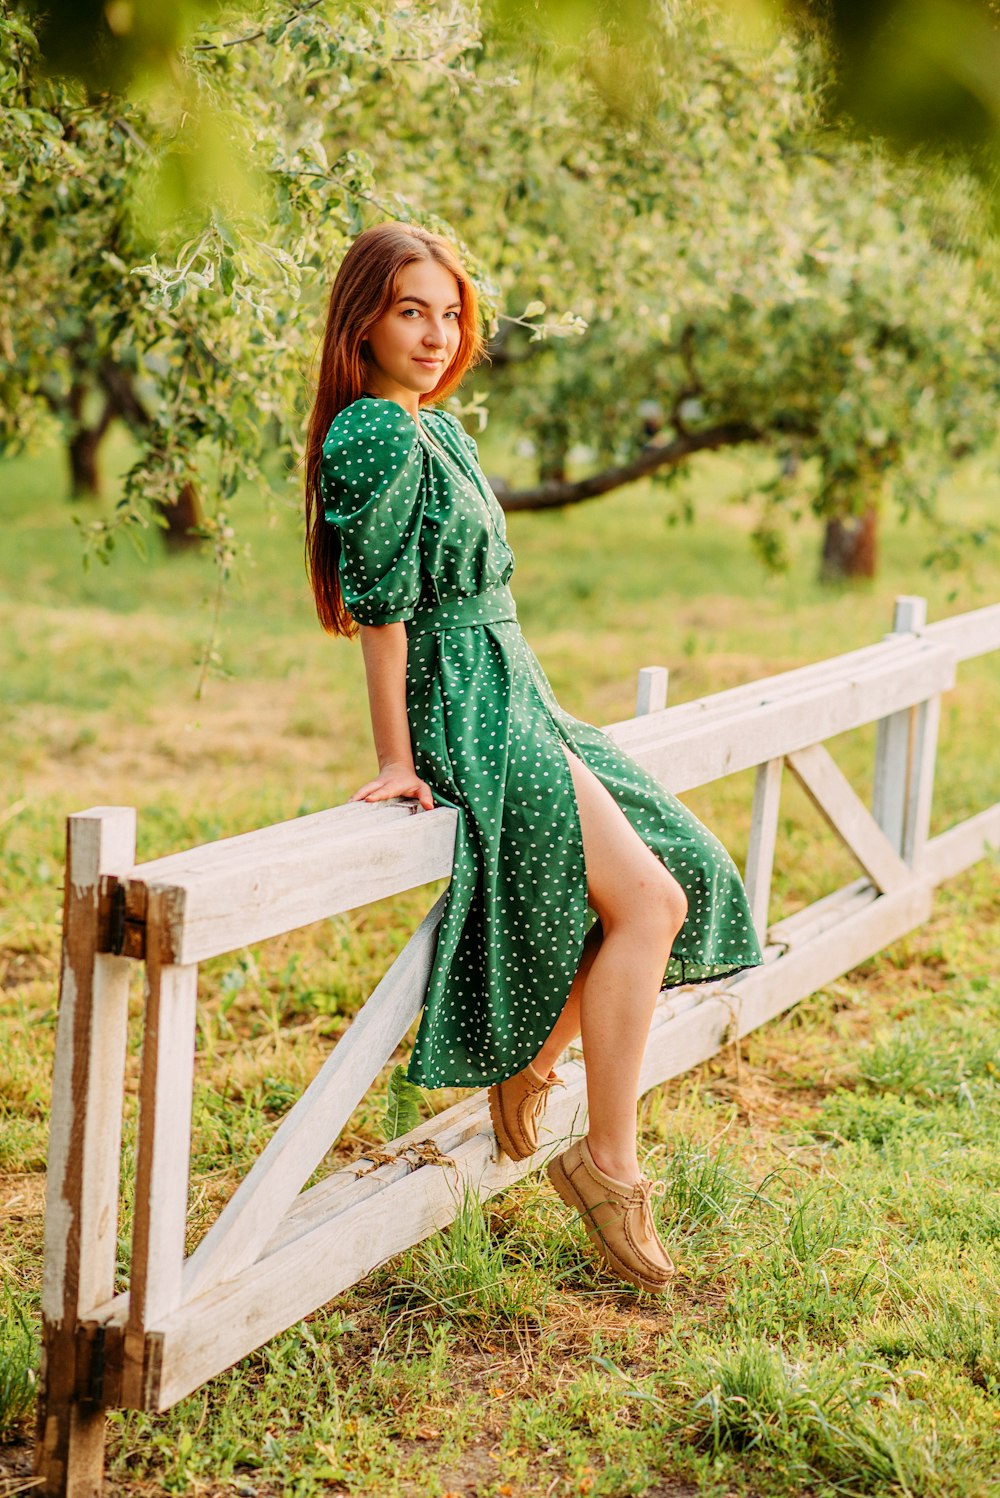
left=873, top=596, right=938, bottom=867
left=636, top=665, right=668, bottom=716
left=122, top=889, right=199, bottom=1410
left=35, top=807, right=136, bottom=1498
left=745, top=757, right=784, bottom=941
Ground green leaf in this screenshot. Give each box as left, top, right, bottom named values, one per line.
left=214, top=216, right=240, bottom=253
left=382, top=1064, right=423, bottom=1141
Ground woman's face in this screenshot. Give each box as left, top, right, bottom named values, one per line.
left=362, top=258, right=462, bottom=406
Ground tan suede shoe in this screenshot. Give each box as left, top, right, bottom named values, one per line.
left=546, top=1136, right=675, bottom=1292
left=488, top=1061, right=566, bottom=1161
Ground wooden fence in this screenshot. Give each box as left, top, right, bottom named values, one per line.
left=35, top=594, right=1000, bottom=1496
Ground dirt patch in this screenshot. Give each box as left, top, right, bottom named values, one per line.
left=0, top=1443, right=35, bottom=1497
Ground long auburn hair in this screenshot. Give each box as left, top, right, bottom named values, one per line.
left=305, top=222, right=487, bottom=637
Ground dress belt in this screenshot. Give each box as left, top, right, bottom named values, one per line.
left=406, top=582, right=519, bottom=638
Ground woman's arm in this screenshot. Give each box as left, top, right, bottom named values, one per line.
left=360, top=622, right=412, bottom=771
left=349, top=622, right=435, bottom=810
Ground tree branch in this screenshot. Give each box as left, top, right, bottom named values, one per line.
left=98, top=362, right=151, bottom=432
left=192, top=0, right=324, bottom=52
left=499, top=421, right=762, bottom=512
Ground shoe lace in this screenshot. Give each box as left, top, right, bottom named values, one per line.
left=636, top=1176, right=666, bottom=1230
left=530, top=1072, right=565, bottom=1122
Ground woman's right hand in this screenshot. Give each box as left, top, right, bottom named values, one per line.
left=350, top=761, right=436, bottom=812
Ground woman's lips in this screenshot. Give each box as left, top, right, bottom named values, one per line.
left=414, top=358, right=443, bottom=367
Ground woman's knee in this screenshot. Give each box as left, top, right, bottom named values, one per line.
left=607, top=864, right=686, bottom=946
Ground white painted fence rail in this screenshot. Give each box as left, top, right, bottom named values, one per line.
left=35, top=595, right=1000, bottom=1497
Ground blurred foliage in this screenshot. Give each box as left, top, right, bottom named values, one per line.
left=18, top=0, right=1000, bottom=178
left=1, top=0, right=497, bottom=578
left=17, top=0, right=225, bottom=92
left=1, top=0, right=998, bottom=594
left=459, top=1, right=1000, bottom=567
left=796, top=1, right=1000, bottom=173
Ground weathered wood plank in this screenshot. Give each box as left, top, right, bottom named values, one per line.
left=871, top=702, right=913, bottom=854
left=123, top=893, right=198, bottom=1409
left=604, top=641, right=956, bottom=794
left=607, top=631, right=948, bottom=742
left=721, top=878, right=932, bottom=1037
left=132, top=802, right=372, bottom=884
left=622, top=632, right=923, bottom=735
left=35, top=808, right=136, bottom=1498
left=144, top=878, right=931, bottom=1412
left=766, top=876, right=876, bottom=951
left=923, top=601, right=1000, bottom=661
left=179, top=891, right=447, bottom=1305
left=127, top=800, right=458, bottom=966
left=745, top=757, right=783, bottom=940
left=786, top=744, right=912, bottom=894
left=919, top=803, right=1000, bottom=884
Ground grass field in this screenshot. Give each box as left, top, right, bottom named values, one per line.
left=1, top=425, right=999, bottom=1497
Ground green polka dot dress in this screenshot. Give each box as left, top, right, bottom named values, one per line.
left=321, top=395, right=764, bottom=1089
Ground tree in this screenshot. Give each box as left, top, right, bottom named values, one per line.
left=1, top=0, right=493, bottom=561
left=435, top=0, right=1000, bottom=576
left=2, top=0, right=997, bottom=594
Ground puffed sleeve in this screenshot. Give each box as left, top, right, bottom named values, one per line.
left=438, top=409, right=483, bottom=468
left=320, top=401, right=426, bottom=626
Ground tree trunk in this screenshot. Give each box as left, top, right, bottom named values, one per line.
left=161, top=480, right=204, bottom=550
left=66, top=379, right=108, bottom=498
left=820, top=504, right=879, bottom=579
left=537, top=422, right=570, bottom=484
left=63, top=368, right=202, bottom=546
left=68, top=426, right=103, bottom=497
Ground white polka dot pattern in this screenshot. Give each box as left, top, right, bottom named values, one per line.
left=321, top=396, right=764, bottom=1089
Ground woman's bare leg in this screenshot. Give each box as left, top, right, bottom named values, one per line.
left=548, top=743, right=688, bottom=1185
left=530, top=918, right=602, bottom=1076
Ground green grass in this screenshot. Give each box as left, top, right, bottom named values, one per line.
left=1, top=427, right=999, bottom=1496
left=0, top=1286, right=36, bottom=1444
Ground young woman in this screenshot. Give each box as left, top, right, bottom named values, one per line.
left=305, top=221, right=764, bottom=1293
